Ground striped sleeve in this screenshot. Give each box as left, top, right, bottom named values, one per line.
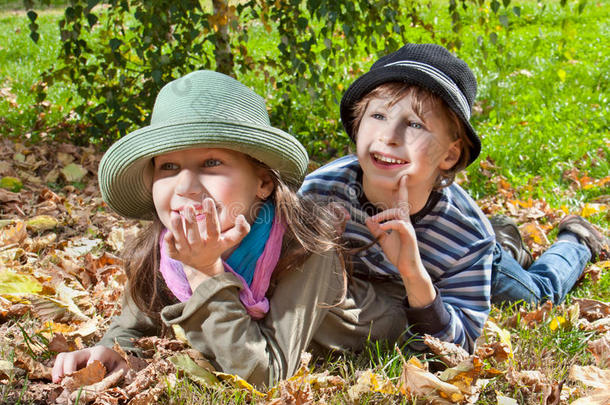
left=407, top=186, right=494, bottom=352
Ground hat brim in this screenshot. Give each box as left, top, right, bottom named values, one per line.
left=340, top=66, right=481, bottom=165
left=98, top=120, right=308, bottom=220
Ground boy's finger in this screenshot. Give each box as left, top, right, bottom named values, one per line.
left=398, top=175, right=410, bottom=218
left=204, top=198, right=221, bottom=240
left=222, top=215, right=251, bottom=248
left=370, top=208, right=404, bottom=223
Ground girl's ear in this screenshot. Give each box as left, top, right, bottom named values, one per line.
left=439, top=139, right=462, bottom=170
left=256, top=170, right=275, bottom=200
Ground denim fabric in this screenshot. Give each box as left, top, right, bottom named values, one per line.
left=491, top=241, right=591, bottom=305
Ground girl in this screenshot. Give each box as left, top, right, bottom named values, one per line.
left=51, top=70, right=347, bottom=387
left=52, top=70, right=413, bottom=388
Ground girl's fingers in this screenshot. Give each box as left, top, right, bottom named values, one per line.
left=365, top=217, right=387, bottom=242
left=203, top=198, right=221, bottom=240
left=183, top=205, right=202, bottom=245
left=170, top=211, right=187, bottom=250
left=52, top=352, right=65, bottom=383
left=222, top=215, right=251, bottom=248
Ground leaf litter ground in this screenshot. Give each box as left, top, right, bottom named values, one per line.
left=0, top=138, right=609, bottom=404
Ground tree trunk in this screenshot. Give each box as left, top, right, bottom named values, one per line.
left=212, top=0, right=235, bottom=76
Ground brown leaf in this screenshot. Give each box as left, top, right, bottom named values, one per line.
left=68, top=368, right=125, bottom=404
left=505, top=300, right=553, bottom=328
left=61, top=360, right=106, bottom=391
left=475, top=341, right=511, bottom=362
left=424, top=334, right=470, bottom=368
left=13, top=349, right=52, bottom=380
left=572, top=298, right=610, bottom=321
left=568, top=364, right=610, bottom=405
left=587, top=333, right=610, bottom=369
left=506, top=367, right=559, bottom=404
left=128, top=373, right=177, bottom=405
left=47, top=333, right=78, bottom=353
left=398, top=357, right=462, bottom=403
left=0, top=188, right=20, bottom=203
left=125, top=358, right=176, bottom=397
left=0, top=221, right=27, bottom=246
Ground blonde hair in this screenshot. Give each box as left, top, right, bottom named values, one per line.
left=351, top=82, right=472, bottom=189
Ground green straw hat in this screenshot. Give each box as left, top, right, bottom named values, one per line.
left=98, top=70, right=308, bottom=220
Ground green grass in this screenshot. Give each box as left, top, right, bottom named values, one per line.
left=0, top=0, right=608, bottom=403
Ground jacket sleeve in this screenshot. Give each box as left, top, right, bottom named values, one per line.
left=404, top=235, right=494, bottom=353
left=160, top=251, right=344, bottom=388
left=97, top=292, right=162, bottom=355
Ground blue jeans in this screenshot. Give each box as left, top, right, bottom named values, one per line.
left=491, top=241, right=591, bottom=305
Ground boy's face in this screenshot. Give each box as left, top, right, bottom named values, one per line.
left=355, top=93, right=461, bottom=210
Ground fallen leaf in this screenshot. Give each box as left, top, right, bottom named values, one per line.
left=348, top=369, right=398, bottom=401
left=398, top=357, right=462, bottom=402
left=0, top=221, right=27, bottom=246
left=0, top=270, right=43, bottom=296
left=572, top=298, right=610, bottom=321
left=169, top=353, right=218, bottom=386
left=424, top=334, right=470, bottom=367
left=61, top=163, right=88, bottom=182
left=67, top=368, right=126, bottom=404
left=506, top=301, right=553, bottom=328
left=0, top=176, right=23, bottom=192
left=61, top=360, right=106, bottom=391
left=26, top=215, right=59, bottom=232
left=568, top=364, right=610, bottom=405
left=587, top=332, right=610, bottom=368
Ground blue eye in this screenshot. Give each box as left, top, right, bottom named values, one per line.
left=372, top=113, right=386, bottom=120
left=203, top=159, right=222, bottom=168
left=160, top=162, right=179, bottom=170
left=409, top=121, right=424, bottom=130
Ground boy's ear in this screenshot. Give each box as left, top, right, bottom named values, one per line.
left=439, top=139, right=462, bottom=170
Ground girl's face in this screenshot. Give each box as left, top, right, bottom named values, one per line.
left=152, top=148, right=273, bottom=233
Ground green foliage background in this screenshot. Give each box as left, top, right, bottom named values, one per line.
left=2, top=0, right=609, bottom=205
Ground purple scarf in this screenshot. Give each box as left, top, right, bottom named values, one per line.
left=158, top=216, right=285, bottom=319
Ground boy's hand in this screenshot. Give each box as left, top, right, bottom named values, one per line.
left=52, top=346, right=127, bottom=384
left=365, top=175, right=419, bottom=271
left=365, top=175, right=435, bottom=307
left=165, top=197, right=250, bottom=285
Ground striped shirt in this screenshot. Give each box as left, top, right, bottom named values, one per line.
left=299, top=155, right=493, bottom=351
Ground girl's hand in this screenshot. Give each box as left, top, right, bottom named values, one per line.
left=365, top=175, right=435, bottom=307
left=165, top=197, right=250, bottom=280
left=52, top=346, right=127, bottom=384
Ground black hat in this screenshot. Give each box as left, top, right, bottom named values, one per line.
left=340, top=43, right=480, bottom=165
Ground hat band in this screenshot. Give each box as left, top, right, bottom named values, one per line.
left=383, top=60, right=471, bottom=119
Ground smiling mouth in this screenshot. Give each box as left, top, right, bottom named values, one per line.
left=371, top=153, right=408, bottom=166
left=177, top=205, right=206, bottom=222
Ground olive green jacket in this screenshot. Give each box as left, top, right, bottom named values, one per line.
left=99, top=251, right=411, bottom=387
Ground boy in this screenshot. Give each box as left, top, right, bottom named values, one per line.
left=300, top=43, right=607, bottom=352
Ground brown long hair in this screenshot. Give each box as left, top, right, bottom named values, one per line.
left=351, top=82, right=473, bottom=189
left=122, top=157, right=345, bottom=320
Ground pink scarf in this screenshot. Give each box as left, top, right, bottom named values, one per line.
left=158, top=217, right=286, bottom=319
